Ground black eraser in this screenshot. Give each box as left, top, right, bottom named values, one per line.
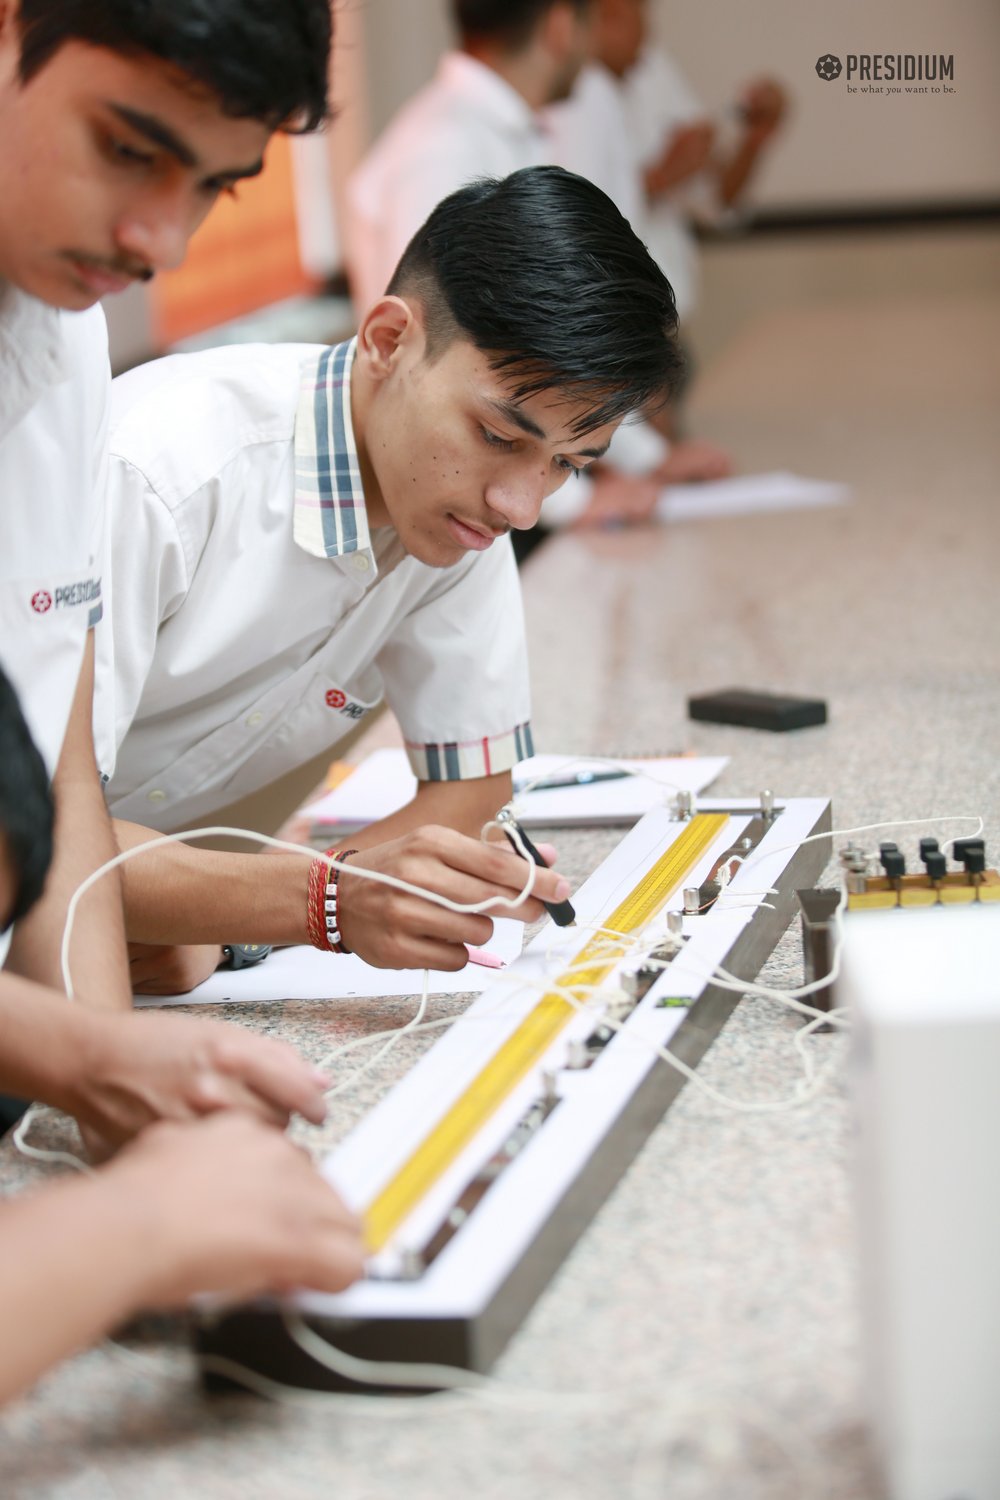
left=687, top=688, right=827, bottom=733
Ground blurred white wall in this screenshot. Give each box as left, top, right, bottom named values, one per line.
left=650, top=0, right=1000, bottom=208
left=356, top=0, right=453, bottom=138
left=356, top=0, right=1000, bottom=208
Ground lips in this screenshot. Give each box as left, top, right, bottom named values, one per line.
left=66, top=258, right=140, bottom=298
left=445, top=514, right=504, bottom=552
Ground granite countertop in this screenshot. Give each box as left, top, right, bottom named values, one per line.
left=1, top=295, right=997, bottom=1500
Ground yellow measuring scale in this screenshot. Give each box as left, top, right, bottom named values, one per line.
left=364, top=812, right=729, bottom=1253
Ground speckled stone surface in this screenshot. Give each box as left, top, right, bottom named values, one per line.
left=0, top=294, right=997, bottom=1499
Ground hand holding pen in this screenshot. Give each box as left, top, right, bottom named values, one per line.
left=495, top=808, right=576, bottom=927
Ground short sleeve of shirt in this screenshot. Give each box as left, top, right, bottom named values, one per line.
left=376, top=536, right=534, bottom=781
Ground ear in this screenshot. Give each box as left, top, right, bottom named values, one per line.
left=355, top=295, right=423, bottom=383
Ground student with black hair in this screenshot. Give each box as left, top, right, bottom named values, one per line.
left=348, top=0, right=728, bottom=534
left=0, top=0, right=368, bottom=1309
left=94, top=167, right=681, bottom=994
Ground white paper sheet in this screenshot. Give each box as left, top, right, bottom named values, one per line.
left=304, top=749, right=728, bottom=833
left=135, top=919, right=524, bottom=1007
left=656, top=470, right=851, bottom=524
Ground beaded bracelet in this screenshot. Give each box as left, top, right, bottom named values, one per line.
left=307, top=847, right=358, bottom=954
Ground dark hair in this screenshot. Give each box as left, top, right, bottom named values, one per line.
left=388, top=166, right=683, bottom=435
left=16, top=0, right=332, bottom=131
left=454, top=0, right=591, bottom=51
left=0, top=668, right=54, bottom=932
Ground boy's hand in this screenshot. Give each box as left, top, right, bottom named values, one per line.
left=128, top=942, right=224, bottom=996
left=647, top=120, right=716, bottom=197
left=101, top=1114, right=365, bottom=1306
left=65, top=1011, right=330, bottom=1151
left=336, top=825, right=570, bottom=971
left=740, top=78, right=787, bottom=140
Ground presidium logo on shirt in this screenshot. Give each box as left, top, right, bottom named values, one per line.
left=29, top=578, right=102, bottom=620
left=325, top=687, right=367, bottom=721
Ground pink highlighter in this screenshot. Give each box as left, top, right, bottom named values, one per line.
left=465, top=945, right=506, bottom=970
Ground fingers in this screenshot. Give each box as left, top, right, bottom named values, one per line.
left=115, top=1117, right=367, bottom=1306
left=333, top=826, right=573, bottom=968
left=188, top=1070, right=291, bottom=1129
left=288, top=1226, right=368, bottom=1295
left=346, top=902, right=493, bottom=970
left=428, top=827, right=570, bottom=905
left=209, top=1031, right=330, bottom=1127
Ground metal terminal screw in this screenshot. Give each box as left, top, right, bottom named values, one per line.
left=606, top=988, right=636, bottom=1019
left=667, top=910, right=685, bottom=938
left=398, top=1248, right=426, bottom=1282
left=760, top=789, right=775, bottom=820
left=565, top=1038, right=589, bottom=1070
left=683, top=886, right=701, bottom=915
left=672, top=790, right=695, bottom=821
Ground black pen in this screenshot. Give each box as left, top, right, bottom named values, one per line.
left=496, top=808, right=576, bottom=926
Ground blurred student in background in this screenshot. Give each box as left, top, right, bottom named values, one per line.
left=544, top=0, right=788, bottom=520
left=594, top=0, right=787, bottom=323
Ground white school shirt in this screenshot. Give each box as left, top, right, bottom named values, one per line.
left=97, top=338, right=534, bottom=832
left=619, top=45, right=711, bottom=321
left=347, top=52, right=550, bottom=315
left=543, top=63, right=645, bottom=231
left=0, top=285, right=108, bottom=780
left=542, top=63, right=668, bottom=501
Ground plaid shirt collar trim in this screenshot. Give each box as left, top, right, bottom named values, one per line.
left=293, top=338, right=373, bottom=561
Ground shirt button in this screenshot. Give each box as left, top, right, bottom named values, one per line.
left=147, top=789, right=166, bottom=804
left=353, top=554, right=371, bottom=573
left=246, top=712, right=264, bottom=727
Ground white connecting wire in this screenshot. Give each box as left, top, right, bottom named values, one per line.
left=318, top=968, right=431, bottom=1104
left=16, top=796, right=985, bottom=1439
left=15, top=818, right=544, bottom=1169
left=94, top=803, right=985, bottom=1492
left=57, top=823, right=542, bottom=1006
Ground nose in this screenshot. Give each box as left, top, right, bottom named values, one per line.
left=113, top=188, right=197, bottom=274
left=484, top=468, right=550, bottom=531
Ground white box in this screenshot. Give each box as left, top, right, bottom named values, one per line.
left=842, top=904, right=1000, bottom=1500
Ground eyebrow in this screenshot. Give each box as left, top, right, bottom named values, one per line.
left=108, top=104, right=265, bottom=183
left=483, top=397, right=611, bottom=460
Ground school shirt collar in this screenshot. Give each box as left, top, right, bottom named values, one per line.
left=437, top=51, right=545, bottom=142
left=0, top=281, right=68, bottom=441
left=293, top=337, right=376, bottom=562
